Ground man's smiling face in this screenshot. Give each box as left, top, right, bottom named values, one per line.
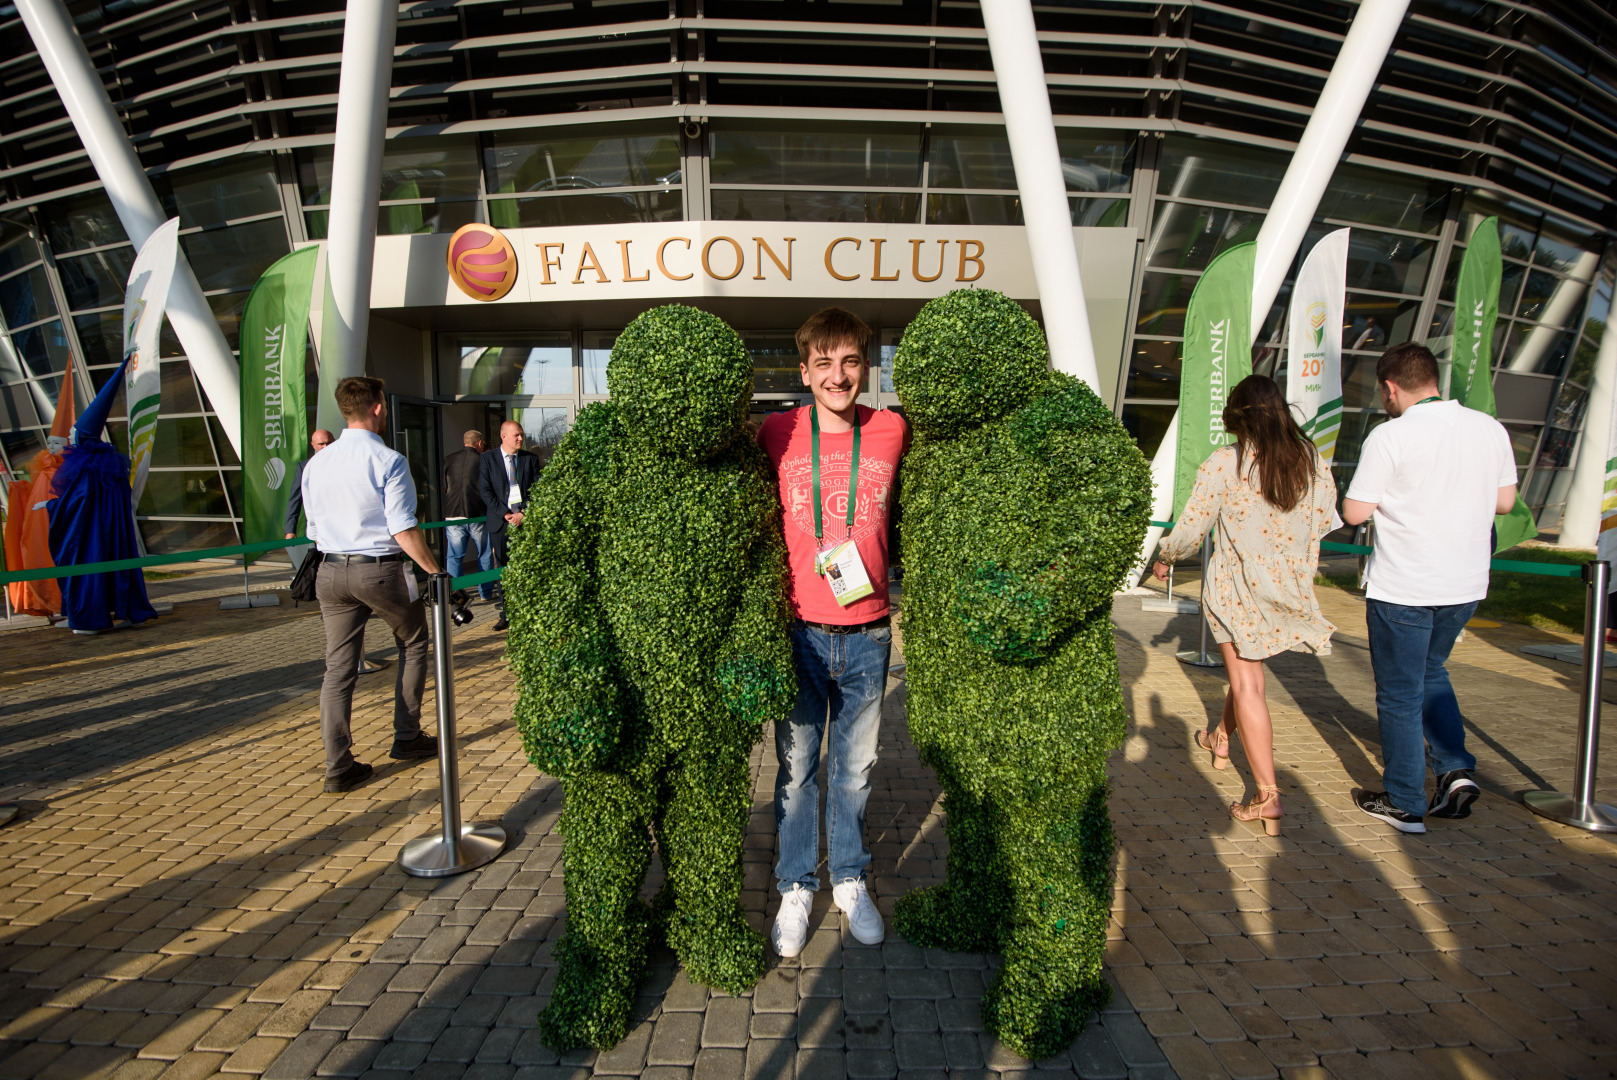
left=800, top=340, right=866, bottom=415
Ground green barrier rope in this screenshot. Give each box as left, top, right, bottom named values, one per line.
left=1150, top=521, right=1588, bottom=579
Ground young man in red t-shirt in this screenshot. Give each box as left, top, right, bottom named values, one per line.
left=757, top=307, right=910, bottom=957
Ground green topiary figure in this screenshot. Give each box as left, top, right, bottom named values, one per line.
left=503, top=305, right=795, bottom=1052
left=890, top=289, right=1150, bottom=1060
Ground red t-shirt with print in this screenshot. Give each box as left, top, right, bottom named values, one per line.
left=758, top=404, right=910, bottom=625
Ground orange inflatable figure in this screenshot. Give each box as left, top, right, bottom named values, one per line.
left=4, top=374, right=73, bottom=616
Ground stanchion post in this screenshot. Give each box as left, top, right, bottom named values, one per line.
left=1525, top=559, right=1617, bottom=832
left=1177, top=530, right=1224, bottom=668
left=399, top=572, right=508, bottom=876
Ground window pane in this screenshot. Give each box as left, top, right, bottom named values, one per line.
left=878, top=329, right=899, bottom=395
left=0, top=265, right=60, bottom=326
left=928, top=131, right=1016, bottom=189
left=487, top=191, right=682, bottom=229
left=161, top=155, right=282, bottom=229
left=73, top=311, right=123, bottom=368
left=711, top=127, right=920, bottom=188
left=510, top=406, right=569, bottom=465
left=147, top=416, right=220, bottom=469
left=1316, top=164, right=1449, bottom=235
left=745, top=334, right=801, bottom=394
left=136, top=469, right=230, bottom=517
left=487, top=126, right=681, bottom=193
left=1, top=427, right=48, bottom=468
left=714, top=190, right=917, bottom=224
left=1119, top=402, right=1176, bottom=460
left=1515, top=268, right=1565, bottom=323
left=182, top=220, right=291, bottom=293
left=1155, top=138, right=1288, bottom=208
left=0, top=222, right=39, bottom=278
left=448, top=333, right=573, bottom=397
left=0, top=380, right=43, bottom=430
left=581, top=331, right=615, bottom=396
left=139, top=518, right=239, bottom=554
left=42, top=190, right=129, bottom=252
left=1056, top=133, right=1135, bottom=195
left=207, top=291, right=252, bottom=352
left=298, top=137, right=481, bottom=205
left=1126, top=338, right=1180, bottom=399
left=14, top=322, right=70, bottom=378
left=379, top=200, right=481, bottom=236
left=57, top=247, right=134, bottom=312
left=1341, top=229, right=1433, bottom=296
left=1145, top=202, right=1263, bottom=272
left=1136, top=274, right=1192, bottom=336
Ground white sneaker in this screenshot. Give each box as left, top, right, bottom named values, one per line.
left=833, top=879, right=885, bottom=945
left=771, top=884, right=813, bottom=958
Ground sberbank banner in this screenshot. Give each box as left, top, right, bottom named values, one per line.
left=1452, top=216, right=1537, bottom=551
left=240, top=247, right=317, bottom=557
left=1174, top=242, right=1254, bottom=518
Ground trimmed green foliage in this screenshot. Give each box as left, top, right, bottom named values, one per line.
left=891, top=289, right=1150, bottom=1060
left=504, top=305, right=795, bottom=1052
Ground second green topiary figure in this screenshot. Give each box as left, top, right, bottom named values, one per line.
left=503, top=305, right=795, bottom=1052
left=892, top=289, right=1150, bottom=1059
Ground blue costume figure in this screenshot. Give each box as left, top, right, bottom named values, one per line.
left=47, top=356, right=157, bottom=635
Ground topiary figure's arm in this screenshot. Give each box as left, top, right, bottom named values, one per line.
left=506, top=407, right=627, bottom=777
left=953, top=378, right=1151, bottom=663
left=714, top=467, right=796, bottom=735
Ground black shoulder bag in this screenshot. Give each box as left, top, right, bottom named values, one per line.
left=290, top=546, right=320, bottom=602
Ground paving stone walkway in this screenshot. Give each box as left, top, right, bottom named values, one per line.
left=0, top=572, right=1613, bottom=1080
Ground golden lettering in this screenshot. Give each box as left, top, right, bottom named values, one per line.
left=702, top=236, right=745, bottom=281
left=910, top=238, right=946, bottom=282
left=825, top=237, right=861, bottom=281
left=573, top=242, right=609, bottom=284
left=956, top=239, right=985, bottom=282
left=869, top=238, right=900, bottom=282
left=535, top=242, right=565, bottom=286
left=753, top=237, right=794, bottom=280
left=657, top=237, right=693, bottom=281
left=618, top=239, right=650, bottom=282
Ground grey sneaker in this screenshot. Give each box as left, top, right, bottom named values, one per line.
left=772, top=885, right=813, bottom=958
left=1355, top=789, right=1426, bottom=834
left=1429, top=770, right=1480, bottom=818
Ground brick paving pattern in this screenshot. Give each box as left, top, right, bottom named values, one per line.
left=0, top=571, right=1612, bottom=1080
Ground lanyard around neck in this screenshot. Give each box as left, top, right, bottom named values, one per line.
left=1413, top=395, right=1443, bottom=406
left=810, top=405, right=859, bottom=541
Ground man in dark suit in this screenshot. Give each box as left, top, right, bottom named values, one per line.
left=478, top=420, right=542, bottom=631
left=442, top=429, right=494, bottom=602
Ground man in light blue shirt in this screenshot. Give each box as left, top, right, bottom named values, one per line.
left=303, top=376, right=444, bottom=793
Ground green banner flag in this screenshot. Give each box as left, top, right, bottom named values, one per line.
left=1450, top=216, right=1536, bottom=551
left=240, top=247, right=317, bottom=558
left=1175, top=242, right=1255, bottom=517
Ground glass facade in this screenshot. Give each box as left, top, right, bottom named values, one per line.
left=2, top=1, right=1613, bottom=550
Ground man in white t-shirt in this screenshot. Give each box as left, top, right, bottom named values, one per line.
left=1341, top=343, right=1518, bottom=834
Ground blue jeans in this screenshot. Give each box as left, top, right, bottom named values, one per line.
left=774, top=620, right=892, bottom=893
left=444, top=521, right=494, bottom=600
left=1365, top=599, right=1479, bottom=817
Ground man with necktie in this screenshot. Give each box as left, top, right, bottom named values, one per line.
left=478, top=420, right=542, bottom=631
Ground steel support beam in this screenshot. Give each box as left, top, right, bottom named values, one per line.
left=16, top=0, right=244, bottom=455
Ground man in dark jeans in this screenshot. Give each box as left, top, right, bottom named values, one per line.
left=1342, top=343, right=1519, bottom=833
left=301, top=377, right=443, bottom=793
left=441, top=429, right=494, bottom=602
left=478, top=420, right=541, bottom=631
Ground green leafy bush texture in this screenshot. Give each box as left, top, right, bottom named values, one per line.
left=504, top=305, right=796, bottom=1052
left=891, top=288, right=1150, bottom=1059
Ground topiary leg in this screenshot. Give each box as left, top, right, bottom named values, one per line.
left=655, top=756, right=766, bottom=996
left=981, top=781, right=1114, bottom=1061
left=539, top=774, right=654, bottom=1052
left=894, top=785, right=1009, bottom=953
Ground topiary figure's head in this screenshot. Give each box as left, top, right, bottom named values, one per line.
left=892, top=289, right=1050, bottom=436
left=608, top=305, right=751, bottom=459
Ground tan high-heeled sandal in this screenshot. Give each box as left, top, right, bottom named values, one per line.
left=1195, top=727, right=1230, bottom=770
left=1232, top=785, right=1282, bottom=836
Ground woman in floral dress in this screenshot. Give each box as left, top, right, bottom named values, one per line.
left=1154, top=374, right=1336, bottom=834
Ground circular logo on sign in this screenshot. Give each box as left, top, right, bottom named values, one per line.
left=447, top=224, right=519, bottom=301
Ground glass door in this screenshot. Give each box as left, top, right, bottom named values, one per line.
left=391, top=396, right=442, bottom=542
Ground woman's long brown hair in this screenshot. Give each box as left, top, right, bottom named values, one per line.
left=1222, top=374, right=1316, bottom=513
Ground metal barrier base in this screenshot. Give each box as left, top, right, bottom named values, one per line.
left=400, top=823, right=508, bottom=878
left=1176, top=650, right=1225, bottom=668
left=220, top=594, right=279, bottom=609
left=1523, top=791, right=1617, bottom=834
left=1144, top=597, right=1200, bottom=614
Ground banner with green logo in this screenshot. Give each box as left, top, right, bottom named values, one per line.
left=1286, top=228, right=1349, bottom=464
left=1451, top=216, right=1536, bottom=551
left=1174, top=242, right=1255, bottom=517
left=124, top=218, right=181, bottom=507
left=240, top=247, right=317, bottom=559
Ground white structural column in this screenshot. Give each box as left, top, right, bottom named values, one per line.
left=980, top=0, right=1101, bottom=392
left=1128, top=0, right=1411, bottom=586
left=1509, top=249, right=1601, bottom=374
left=1558, top=306, right=1617, bottom=548
left=316, top=0, right=398, bottom=431
left=17, top=0, right=243, bottom=455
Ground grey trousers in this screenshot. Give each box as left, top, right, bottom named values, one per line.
left=316, top=558, right=428, bottom=776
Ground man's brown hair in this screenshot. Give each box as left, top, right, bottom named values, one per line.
left=464, top=430, right=484, bottom=447
left=334, top=376, right=385, bottom=420
left=1376, top=342, right=1440, bottom=393
left=796, top=307, right=872, bottom=365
